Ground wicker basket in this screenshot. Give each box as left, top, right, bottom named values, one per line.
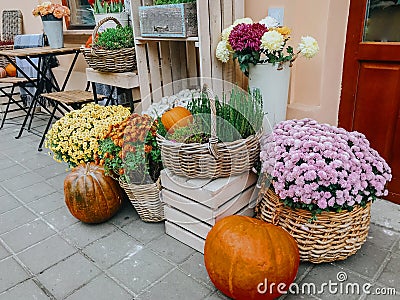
left=156, top=87, right=261, bottom=179
left=119, top=179, right=164, bottom=222
left=256, top=187, right=371, bottom=263
left=81, top=17, right=136, bottom=73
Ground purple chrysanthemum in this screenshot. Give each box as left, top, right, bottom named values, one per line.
left=260, top=118, right=392, bottom=212
left=228, top=23, right=268, bottom=52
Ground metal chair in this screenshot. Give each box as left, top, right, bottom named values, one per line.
left=0, top=9, right=26, bottom=128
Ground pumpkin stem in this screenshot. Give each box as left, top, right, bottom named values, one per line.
left=85, top=162, right=91, bottom=175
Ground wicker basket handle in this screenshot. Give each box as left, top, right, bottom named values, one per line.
left=203, top=85, right=219, bottom=159
left=91, top=16, right=122, bottom=55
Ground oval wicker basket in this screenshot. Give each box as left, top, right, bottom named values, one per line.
left=156, top=87, right=261, bottom=179
left=119, top=179, right=164, bottom=222
left=256, top=187, right=371, bottom=263
left=81, top=17, right=136, bottom=73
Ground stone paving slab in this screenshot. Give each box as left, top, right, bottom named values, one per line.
left=0, top=119, right=399, bottom=300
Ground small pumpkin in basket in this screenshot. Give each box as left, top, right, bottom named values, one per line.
left=64, top=162, right=123, bottom=223
left=204, top=215, right=299, bottom=300
left=161, top=106, right=193, bottom=132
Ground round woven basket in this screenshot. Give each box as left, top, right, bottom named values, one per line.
left=81, top=17, right=136, bottom=73
left=119, top=179, right=164, bottom=222
left=256, top=188, right=371, bottom=263
left=156, top=87, right=261, bottom=179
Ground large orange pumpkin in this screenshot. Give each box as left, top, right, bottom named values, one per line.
left=204, top=215, right=300, bottom=300
left=5, top=63, right=16, bottom=77
left=64, top=162, right=123, bottom=223
left=161, top=106, right=192, bottom=132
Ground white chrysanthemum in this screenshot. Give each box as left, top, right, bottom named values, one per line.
left=259, top=16, right=279, bottom=28
left=216, top=40, right=232, bottom=63
left=221, top=25, right=234, bottom=41
left=298, top=36, right=319, bottom=58
left=260, top=30, right=284, bottom=52
left=233, top=17, right=253, bottom=26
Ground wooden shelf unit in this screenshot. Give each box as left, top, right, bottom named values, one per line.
left=130, top=0, right=245, bottom=111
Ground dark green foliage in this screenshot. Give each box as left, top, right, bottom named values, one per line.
left=94, top=25, right=134, bottom=50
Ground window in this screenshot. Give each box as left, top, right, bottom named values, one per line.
left=62, top=0, right=95, bottom=30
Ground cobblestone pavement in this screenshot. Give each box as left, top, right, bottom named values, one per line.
left=0, top=118, right=399, bottom=300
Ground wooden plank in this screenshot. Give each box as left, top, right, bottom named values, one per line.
left=186, top=41, right=199, bottom=87
left=85, top=68, right=139, bottom=89
left=135, top=44, right=151, bottom=111
left=209, top=0, right=223, bottom=95
left=222, top=0, right=234, bottom=89
left=169, top=42, right=182, bottom=93
left=160, top=41, right=173, bottom=97
left=147, top=41, right=163, bottom=103
left=196, top=0, right=212, bottom=86
left=165, top=221, right=205, bottom=253
left=178, top=42, right=188, bottom=83
left=164, top=206, right=211, bottom=239
left=161, top=169, right=257, bottom=208
left=233, top=0, right=246, bottom=89
left=161, top=185, right=257, bottom=225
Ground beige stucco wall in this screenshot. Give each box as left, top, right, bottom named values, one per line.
left=246, top=0, right=350, bottom=125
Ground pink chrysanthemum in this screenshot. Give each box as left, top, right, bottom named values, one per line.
left=228, top=23, right=268, bottom=52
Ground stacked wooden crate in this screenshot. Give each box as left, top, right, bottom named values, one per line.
left=161, top=169, right=259, bottom=253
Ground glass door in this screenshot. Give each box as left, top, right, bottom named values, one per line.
left=363, top=0, right=400, bottom=42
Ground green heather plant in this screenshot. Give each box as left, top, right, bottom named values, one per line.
left=184, top=87, right=263, bottom=142
left=89, top=0, right=125, bottom=14
left=93, top=25, right=134, bottom=50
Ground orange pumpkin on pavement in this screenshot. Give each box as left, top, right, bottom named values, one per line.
left=204, top=215, right=300, bottom=300
left=64, top=162, right=123, bottom=223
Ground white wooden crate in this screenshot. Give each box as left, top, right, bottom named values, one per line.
left=165, top=203, right=256, bottom=254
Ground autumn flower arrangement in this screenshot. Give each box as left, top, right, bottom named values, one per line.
left=45, top=103, right=130, bottom=168
left=216, top=16, right=319, bottom=76
left=32, top=1, right=71, bottom=20
left=98, top=113, right=164, bottom=185
left=260, top=119, right=392, bottom=217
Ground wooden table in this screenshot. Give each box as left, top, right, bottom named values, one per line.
left=0, top=44, right=82, bottom=147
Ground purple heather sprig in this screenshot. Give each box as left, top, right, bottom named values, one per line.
left=260, top=118, right=392, bottom=213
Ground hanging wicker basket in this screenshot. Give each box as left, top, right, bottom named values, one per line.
left=119, top=178, right=164, bottom=222
left=156, top=87, right=261, bottom=179
left=255, top=187, right=371, bottom=263
left=81, top=16, right=136, bottom=73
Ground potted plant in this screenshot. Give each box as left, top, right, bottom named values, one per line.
left=216, top=16, right=319, bottom=130
left=45, top=103, right=131, bottom=223
left=81, top=17, right=136, bottom=72
left=156, top=86, right=264, bottom=179
left=138, top=0, right=197, bottom=38
left=32, top=2, right=71, bottom=48
left=256, top=118, right=392, bottom=263
left=88, top=0, right=129, bottom=31
left=97, top=113, right=165, bottom=222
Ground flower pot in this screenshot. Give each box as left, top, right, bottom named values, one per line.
left=94, top=12, right=129, bottom=32
left=119, top=179, right=164, bottom=222
left=248, top=63, right=290, bottom=132
left=42, top=19, right=64, bottom=49
left=256, top=187, right=371, bottom=263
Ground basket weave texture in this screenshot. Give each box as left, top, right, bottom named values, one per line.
left=81, top=17, right=136, bottom=73
left=0, top=44, right=14, bottom=68
left=256, top=188, right=371, bottom=263
left=156, top=87, right=261, bottom=179
left=119, top=179, right=164, bottom=222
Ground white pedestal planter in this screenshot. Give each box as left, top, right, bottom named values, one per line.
left=94, top=12, right=129, bottom=32
left=248, top=63, right=290, bottom=132
left=42, top=20, right=63, bottom=49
